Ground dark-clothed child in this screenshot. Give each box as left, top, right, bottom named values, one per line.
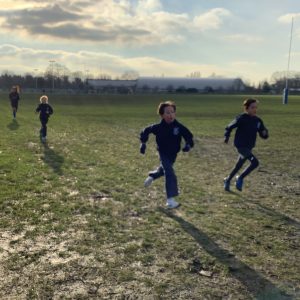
left=35, top=95, right=53, bottom=143
left=140, top=101, right=194, bottom=209
left=9, top=86, right=20, bottom=119
left=224, top=98, right=269, bottom=191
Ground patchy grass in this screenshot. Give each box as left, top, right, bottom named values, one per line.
left=0, top=93, right=299, bottom=299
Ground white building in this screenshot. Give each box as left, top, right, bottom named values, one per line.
left=136, top=77, right=245, bottom=92
left=87, top=77, right=245, bottom=93
left=87, top=79, right=136, bottom=92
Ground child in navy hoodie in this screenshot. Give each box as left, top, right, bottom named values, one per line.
left=140, top=101, right=194, bottom=208
left=224, top=98, right=269, bottom=191
left=35, top=95, right=53, bottom=143
left=9, top=86, right=20, bottom=119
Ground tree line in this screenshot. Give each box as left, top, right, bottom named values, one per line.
left=0, top=67, right=299, bottom=94
left=0, top=71, right=86, bottom=91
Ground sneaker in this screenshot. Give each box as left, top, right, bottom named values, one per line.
left=144, top=176, right=154, bottom=187
left=166, top=198, right=181, bottom=209
left=224, top=177, right=230, bottom=192
left=235, top=176, right=243, bottom=191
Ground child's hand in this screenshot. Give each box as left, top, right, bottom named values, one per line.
left=140, top=143, right=146, bottom=154
left=182, top=144, right=191, bottom=152
left=224, top=136, right=229, bottom=144
left=259, top=129, right=269, bottom=139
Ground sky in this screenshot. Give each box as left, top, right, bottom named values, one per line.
left=1, top=0, right=300, bottom=85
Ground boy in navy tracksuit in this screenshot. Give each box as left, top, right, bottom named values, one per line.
left=9, top=86, right=20, bottom=119
left=140, top=101, right=194, bottom=208
left=35, top=95, right=53, bottom=143
left=224, top=98, right=269, bottom=191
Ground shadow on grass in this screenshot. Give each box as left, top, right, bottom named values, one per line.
left=7, top=119, right=19, bottom=130
left=241, top=196, right=300, bottom=230
left=42, top=142, right=64, bottom=175
left=159, top=208, right=292, bottom=300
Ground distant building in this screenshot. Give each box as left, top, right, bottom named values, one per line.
left=136, top=77, right=245, bottom=93
left=87, top=79, right=136, bottom=93
left=87, top=77, right=245, bottom=93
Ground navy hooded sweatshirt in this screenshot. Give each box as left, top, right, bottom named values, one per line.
left=224, top=113, right=268, bottom=149
left=140, top=119, right=194, bottom=155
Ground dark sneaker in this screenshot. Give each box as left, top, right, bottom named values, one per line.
left=224, top=178, right=230, bottom=192
left=235, top=176, right=243, bottom=191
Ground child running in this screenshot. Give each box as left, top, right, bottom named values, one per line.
left=9, top=86, right=20, bottom=119
left=140, top=101, right=194, bottom=209
left=35, top=95, right=53, bottom=143
left=223, top=98, right=269, bottom=192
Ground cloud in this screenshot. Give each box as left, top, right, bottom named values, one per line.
left=0, top=4, right=83, bottom=33
left=278, top=13, right=300, bottom=23
left=136, top=0, right=162, bottom=14
left=193, top=8, right=231, bottom=30
left=0, top=1, right=231, bottom=45
left=231, top=60, right=258, bottom=67
left=0, top=44, right=231, bottom=78
left=224, top=34, right=263, bottom=43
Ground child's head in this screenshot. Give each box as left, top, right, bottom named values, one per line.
left=243, top=98, right=258, bottom=116
left=40, top=95, right=48, bottom=104
left=157, top=101, right=176, bottom=124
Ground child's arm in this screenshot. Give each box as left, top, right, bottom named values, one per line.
left=258, top=120, right=269, bottom=139
left=48, top=105, right=53, bottom=115
left=181, top=125, right=194, bottom=151
left=35, top=104, right=41, bottom=113
left=139, top=125, right=156, bottom=154
left=45, top=105, right=53, bottom=117
left=224, top=115, right=241, bottom=143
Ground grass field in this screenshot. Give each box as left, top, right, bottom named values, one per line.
left=0, top=92, right=299, bottom=299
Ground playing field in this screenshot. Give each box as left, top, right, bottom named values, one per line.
left=0, top=93, right=299, bottom=299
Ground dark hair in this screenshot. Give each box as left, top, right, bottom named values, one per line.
left=157, top=101, right=176, bottom=115
left=243, top=98, right=259, bottom=109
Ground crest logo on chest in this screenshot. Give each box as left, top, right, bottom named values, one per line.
left=173, top=127, right=179, bottom=135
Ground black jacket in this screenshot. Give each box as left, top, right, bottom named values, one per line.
left=36, top=103, right=53, bottom=119
left=224, top=113, right=268, bottom=149
left=140, top=119, right=194, bottom=155
left=9, top=92, right=20, bottom=104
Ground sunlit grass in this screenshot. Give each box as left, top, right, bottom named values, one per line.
left=0, top=92, right=299, bottom=299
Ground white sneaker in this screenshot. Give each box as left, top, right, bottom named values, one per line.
left=166, top=198, right=181, bottom=209
left=144, top=176, right=154, bottom=187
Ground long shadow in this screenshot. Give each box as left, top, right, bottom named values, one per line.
left=7, top=119, right=19, bottom=130
left=159, top=208, right=292, bottom=300
left=42, top=142, right=64, bottom=175
left=225, top=185, right=300, bottom=229
left=240, top=196, right=300, bottom=230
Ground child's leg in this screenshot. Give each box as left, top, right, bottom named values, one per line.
left=239, top=154, right=259, bottom=179
left=40, top=118, right=48, bottom=137
left=12, top=107, right=16, bottom=118
left=149, top=166, right=164, bottom=180
left=227, top=155, right=247, bottom=181
left=160, top=153, right=178, bottom=198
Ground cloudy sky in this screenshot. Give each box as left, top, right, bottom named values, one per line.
left=1, top=0, right=300, bottom=84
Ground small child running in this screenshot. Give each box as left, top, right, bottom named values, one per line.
left=140, top=101, right=194, bottom=208
left=35, top=95, right=53, bottom=143
left=9, top=86, right=20, bottom=119
left=223, top=98, right=269, bottom=191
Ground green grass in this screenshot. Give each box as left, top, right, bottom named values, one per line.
left=0, top=92, right=299, bottom=299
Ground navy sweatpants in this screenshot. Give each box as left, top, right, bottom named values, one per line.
left=149, top=152, right=178, bottom=198
left=40, top=117, right=49, bottom=138
left=227, top=147, right=259, bottom=181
